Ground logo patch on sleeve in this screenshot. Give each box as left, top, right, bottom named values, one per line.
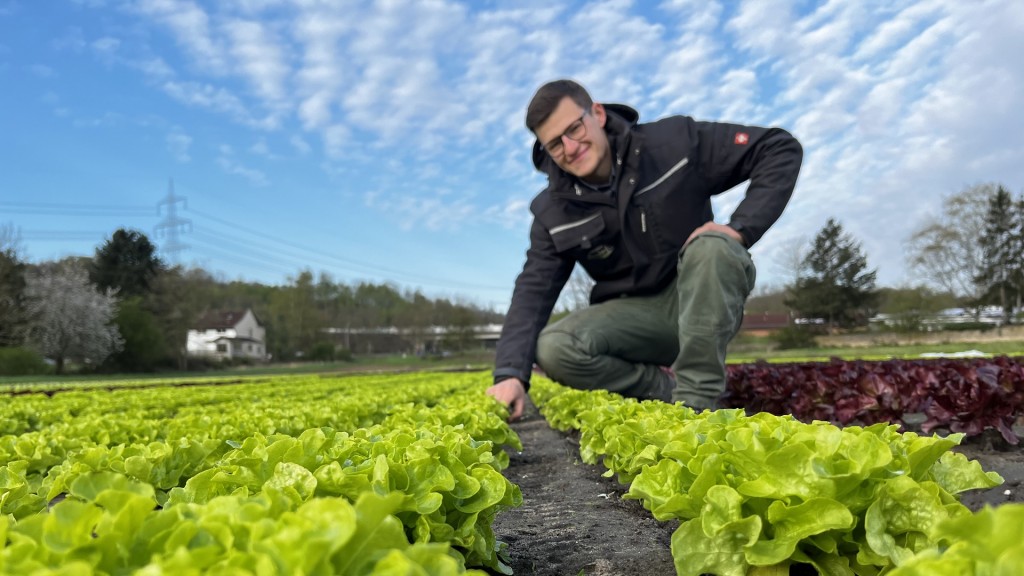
left=734, top=132, right=749, bottom=145
left=587, top=245, right=614, bottom=260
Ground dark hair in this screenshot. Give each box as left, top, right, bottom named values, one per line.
left=525, top=79, right=594, bottom=133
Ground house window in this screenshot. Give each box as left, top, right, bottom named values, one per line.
left=216, top=343, right=227, bottom=353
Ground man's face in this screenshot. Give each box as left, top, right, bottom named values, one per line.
left=535, top=96, right=611, bottom=183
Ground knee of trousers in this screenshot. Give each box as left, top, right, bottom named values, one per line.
left=681, top=233, right=739, bottom=265
left=535, top=329, right=588, bottom=383
left=679, top=234, right=755, bottom=288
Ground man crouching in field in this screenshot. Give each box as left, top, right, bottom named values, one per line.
left=487, top=79, right=802, bottom=420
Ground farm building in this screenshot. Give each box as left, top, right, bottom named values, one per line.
left=739, top=312, right=792, bottom=336
left=186, top=308, right=268, bottom=361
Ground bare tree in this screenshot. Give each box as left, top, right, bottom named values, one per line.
left=775, top=234, right=809, bottom=289
left=24, top=261, right=123, bottom=374
left=905, top=184, right=994, bottom=304
left=0, top=223, right=19, bottom=249
left=554, top=266, right=594, bottom=313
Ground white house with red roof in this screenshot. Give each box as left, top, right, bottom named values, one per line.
left=186, top=308, right=267, bottom=361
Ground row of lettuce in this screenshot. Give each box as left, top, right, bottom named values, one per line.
left=723, top=355, right=1024, bottom=444
left=531, top=378, right=1020, bottom=576
left=4, top=367, right=1022, bottom=575
left=0, top=372, right=523, bottom=575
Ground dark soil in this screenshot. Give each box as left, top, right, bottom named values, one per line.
left=492, top=396, right=1024, bottom=576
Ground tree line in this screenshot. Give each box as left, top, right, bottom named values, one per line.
left=782, top=182, right=1024, bottom=330
left=0, top=227, right=502, bottom=375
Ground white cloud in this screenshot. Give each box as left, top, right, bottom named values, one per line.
left=657, top=0, right=723, bottom=31
left=650, top=33, right=727, bottom=118
left=727, top=0, right=800, bottom=57
left=226, top=0, right=287, bottom=12
left=90, top=35, right=123, bottom=67
left=28, top=64, right=54, bottom=78
left=223, top=18, right=289, bottom=106
left=321, top=123, right=350, bottom=159
left=132, top=0, right=227, bottom=72
left=161, top=80, right=277, bottom=129
left=250, top=137, right=279, bottom=159
left=854, top=3, right=939, bottom=61
left=337, top=1, right=469, bottom=147
left=52, top=27, right=88, bottom=52
left=134, top=57, right=174, bottom=79
left=167, top=127, right=192, bottom=162
left=341, top=56, right=447, bottom=143
left=365, top=188, right=477, bottom=232
left=482, top=197, right=533, bottom=229
left=290, top=134, right=311, bottom=155
left=292, top=11, right=350, bottom=130
left=567, top=1, right=667, bottom=99
left=217, top=144, right=269, bottom=186
left=91, top=36, right=120, bottom=55
left=71, top=111, right=124, bottom=127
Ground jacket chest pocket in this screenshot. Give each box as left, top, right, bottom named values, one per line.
left=550, top=213, right=607, bottom=254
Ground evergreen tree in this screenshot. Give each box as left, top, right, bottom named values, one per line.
left=976, top=186, right=1023, bottom=322
left=91, top=228, right=163, bottom=298
left=0, top=225, right=28, bottom=346
left=786, top=218, right=878, bottom=328
left=1015, top=195, right=1024, bottom=319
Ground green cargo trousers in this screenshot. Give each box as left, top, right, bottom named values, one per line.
left=534, top=231, right=756, bottom=411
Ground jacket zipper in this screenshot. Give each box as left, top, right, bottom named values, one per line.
left=635, top=156, right=690, bottom=236
left=636, top=156, right=689, bottom=196
left=549, top=213, right=601, bottom=235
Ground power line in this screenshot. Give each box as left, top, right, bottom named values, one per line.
left=188, top=227, right=510, bottom=294
left=19, top=230, right=108, bottom=241
left=0, top=202, right=153, bottom=217
left=185, top=206, right=508, bottom=291
left=7, top=194, right=511, bottom=295
left=190, top=225, right=409, bottom=282
left=187, top=235, right=299, bottom=279
left=190, top=229, right=325, bottom=278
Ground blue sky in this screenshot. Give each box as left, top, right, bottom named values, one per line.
left=2, top=0, right=1023, bottom=312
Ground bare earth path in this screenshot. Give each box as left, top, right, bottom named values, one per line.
left=492, top=396, right=1024, bottom=576
left=492, top=395, right=678, bottom=575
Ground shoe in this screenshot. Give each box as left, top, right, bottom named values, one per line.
left=656, top=366, right=675, bottom=403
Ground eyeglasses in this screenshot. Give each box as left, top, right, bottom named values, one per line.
left=542, top=111, right=589, bottom=157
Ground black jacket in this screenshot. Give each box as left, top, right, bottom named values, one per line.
left=494, top=105, right=802, bottom=388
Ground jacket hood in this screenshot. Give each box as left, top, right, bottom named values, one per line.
left=531, top=103, right=640, bottom=176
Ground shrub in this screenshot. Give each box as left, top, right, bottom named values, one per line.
left=771, top=326, right=818, bottom=350
left=306, top=343, right=354, bottom=363
left=940, top=322, right=997, bottom=332
left=0, top=347, right=52, bottom=376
